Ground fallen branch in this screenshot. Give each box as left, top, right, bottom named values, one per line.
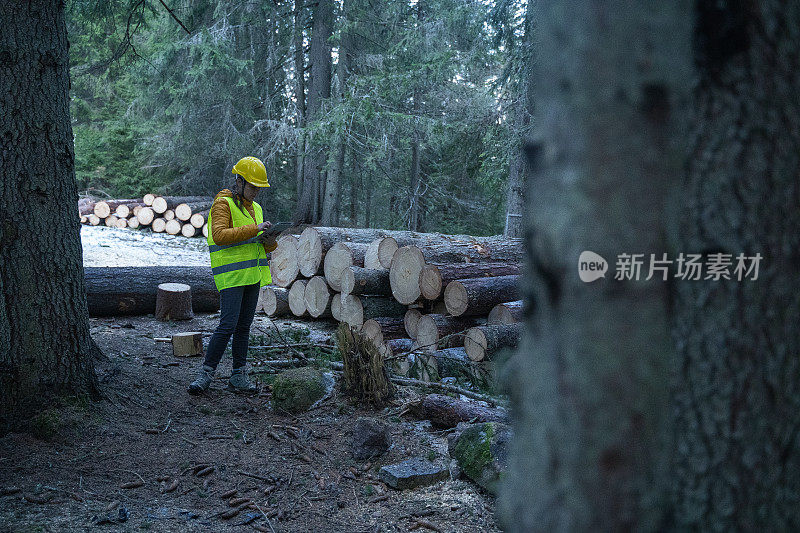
left=388, top=375, right=505, bottom=406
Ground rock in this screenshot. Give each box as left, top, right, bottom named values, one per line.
left=272, top=366, right=327, bottom=414
left=447, top=422, right=511, bottom=495
left=378, top=458, right=449, bottom=490
left=351, top=417, right=391, bottom=460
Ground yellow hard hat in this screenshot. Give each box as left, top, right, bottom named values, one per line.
left=232, top=156, right=269, bottom=187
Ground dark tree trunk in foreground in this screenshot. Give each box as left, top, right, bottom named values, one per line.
left=499, top=0, right=692, bottom=530
left=671, top=2, right=800, bottom=529
left=0, top=0, right=100, bottom=426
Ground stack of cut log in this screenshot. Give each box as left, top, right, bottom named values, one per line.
left=256, top=226, right=526, bottom=383
left=78, top=194, right=212, bottom=238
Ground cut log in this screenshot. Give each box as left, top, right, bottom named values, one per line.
left=115, top=202, right=144, bottom=219
left=190, top=209, right=209, bottom=229
left=361, top=317, right=407, bottom=350
left=163, top=209, right=175, bottom=221
left=143, top=193, right=156, bottom=206
left=377, top=237, right=400, bottom=269
left=127, top=216, right=140, bottom=229
left=404, top=308, right=423, bottom=339
left=151, top=196, right=210, bottom=214
left=104, top=215, right=119, bottom=227
left=323, top=242, right=369, bottom=291
left=136, top=207, right=155, bottom=226
left=175, top=201, right=213, bottom=222
left=464, top=323, right=521, bottom=362
left=487, top=300, right=524, bottom=325
left=339, top=294, right=407, bottom=329
left=340, top=266, right=391, bottom=296
left=415, top=314, right=481, bottom=353
left=364, top=239, right=384, bottom=270
left=331, top=292, right=342, bottom=321
left=303, top=276, right=332, bottom=318
left=113, top=217, right=128, bottom=229
left=181, top=223, right=197, bottom=238
left=419, top=262, right=521, bottom=301
left=78, top=198, right=96, bottom=216
left=296, top=228, right=418, bottom=278
left=151, top=218, right=167, bottom=233
left=165, top=219, right=182, bottom=235
left=88, top=214, right=101, bottom=226
left=155, top=332, right=204, bottom=357
left=287, top=280, right=308, bottom=317
left=155, top=283, right=194, bottom=321
left=409, top=393, right=508, bottom=429
left=80, top=215, right=88, bottom=224
left=202, top=223, right=208, bottom=238
left=261, top=287, right=290, bottom=317
left=388, top=246, right=426, bottom=304
left=84, top=266, right=219, bottom=316
left=444, top=274, right=521, bottom=317
left=132, top=205, right=142, bottom=216
left=269, top=235, right=300, bottom=287
left=93, top=199, right=138, bottom=219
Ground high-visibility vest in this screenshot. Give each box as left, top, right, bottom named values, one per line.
left=207, top=196, right=272, bottom=291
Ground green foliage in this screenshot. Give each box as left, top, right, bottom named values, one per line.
left=66, top=0, right=528, bottom=235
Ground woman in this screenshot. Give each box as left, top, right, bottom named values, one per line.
left=188, top=156, right=276, bottom=395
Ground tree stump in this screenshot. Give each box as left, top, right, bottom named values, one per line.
left=155, top=332, right=204, bottom=357
left=155, top=283, right=194, bottom=321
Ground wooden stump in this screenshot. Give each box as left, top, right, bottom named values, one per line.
left=154, top=332, right=204, bottom=357
left=155, top=283, right=194, bottom=321
left=336, top=323, right=393, bottom=405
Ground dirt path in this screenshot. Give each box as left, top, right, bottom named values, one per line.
left=0, top=313, right=499, bottom=532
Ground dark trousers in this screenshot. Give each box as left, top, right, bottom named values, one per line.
left=203, top=282, right=260, bottom=370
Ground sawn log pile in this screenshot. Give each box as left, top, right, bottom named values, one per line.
left=260, top=226, right=525, bottom=384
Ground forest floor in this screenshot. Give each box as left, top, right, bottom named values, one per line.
left=0, top=226, right=500, bottom=532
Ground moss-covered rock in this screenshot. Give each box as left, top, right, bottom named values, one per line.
left=448, top=422, right=511, bottom=494
left=272, top=366, right=327, bottom=414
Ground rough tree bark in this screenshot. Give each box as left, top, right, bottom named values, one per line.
left=498, top=1, right=693, bottom=530
left=0, top=0, right=101, bottom=426
left=503, top=0, right=533, bottom=239
left=295, top=0, right=333, bottom=223
left=321, top=0, right=352, bottom=225
left=670, top=1, right=800, bottom=529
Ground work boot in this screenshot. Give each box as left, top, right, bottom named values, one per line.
left=228, top=367, right=258, bottom=394
left=188, top=365, right=215, bottom=395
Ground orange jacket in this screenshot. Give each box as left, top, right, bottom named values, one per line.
left=210, top=189, right=278, bottom=253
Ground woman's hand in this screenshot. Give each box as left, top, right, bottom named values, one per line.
left=257, top=221, right=272, bottom=231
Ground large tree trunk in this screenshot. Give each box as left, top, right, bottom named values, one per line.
left=84, top=267, right=220, bottom=316
left=321, top=0, right=351, bottom=225
left=293, top=0, right=306, bottom=199
left=503, top=0, right=533, bottom=239
left=498, top=1, right=693, bottom=530
left=670, top=2, right=800, bottom=529
left=0, top=0, right=101, bottom=424
left=295, top=0, right=333, bottom=223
